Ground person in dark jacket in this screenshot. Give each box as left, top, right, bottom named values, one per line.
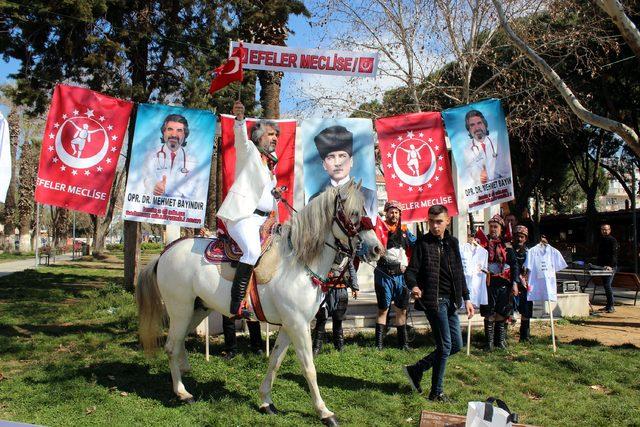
left=596, top=223, right=618, bottom=313
left=480, top=214, right=519, bottom=350
left=374, top=200, right=416, bottom=350
left=403, top=204, right=474, bottom=401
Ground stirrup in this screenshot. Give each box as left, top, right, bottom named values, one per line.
left=230, top=302, right=254, bottom=321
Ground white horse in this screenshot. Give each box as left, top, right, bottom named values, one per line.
left=136, top=181, right=383, bottom=426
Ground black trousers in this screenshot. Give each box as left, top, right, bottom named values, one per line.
left=315, top=287, right=349, bottom=330
left=222, top=316, right=262, bottom=351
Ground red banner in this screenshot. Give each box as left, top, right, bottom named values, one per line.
left=35, top=84, right=133, bottom=215
left=219, top=114, right=296, bottom=223
left=375, top=112, right=458, bottom=222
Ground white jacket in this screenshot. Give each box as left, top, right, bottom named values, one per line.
left=217, top=119, right=275, bottom=222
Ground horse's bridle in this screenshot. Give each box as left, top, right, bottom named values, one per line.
left=331, top=193, right=374, bottom=258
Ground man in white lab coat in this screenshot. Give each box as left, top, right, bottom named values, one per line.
left=217, top=102, right=282, bottom=319
left=142, top=114, right=201, bottom=199
left=461, top=110, right=511, bottom=189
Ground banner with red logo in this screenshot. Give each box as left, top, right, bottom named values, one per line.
left=230, top=41, right=379, bottom=77
left=35, top=84, right=133, bottom=215
left=219, top=114, right=296, bottom=223
left=375, top=112, right=458, bottom=222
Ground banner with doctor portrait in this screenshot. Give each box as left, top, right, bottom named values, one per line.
left=123, top=104, right=215, bottom=227
left=441, top=99, right=514, bottom=212
left=301, top=118, right=377, bottom=219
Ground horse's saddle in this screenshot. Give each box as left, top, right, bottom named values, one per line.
left=204, top=217, right=281, bottom=284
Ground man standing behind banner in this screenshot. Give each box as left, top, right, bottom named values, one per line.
left=462, top=110, right=511, bottom=187
left=217, top=101, right=282, bottom=319
left=142, top=114, right=200, bottom=199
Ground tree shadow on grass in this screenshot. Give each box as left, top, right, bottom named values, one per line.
left=71, top=361, right=253, bottom=407
left=280, top=371, right=401, bottom=395
left=0, top=320, right=130, bottom=339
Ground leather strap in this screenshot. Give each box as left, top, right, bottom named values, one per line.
left=254, top=209, right=270, bottom=217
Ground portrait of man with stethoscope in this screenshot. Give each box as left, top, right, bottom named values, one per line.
left=460, top=109, right=511, bottom=190
left=142, top=113, right=201, bottom=199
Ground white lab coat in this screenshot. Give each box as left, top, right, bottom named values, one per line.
left=461, top=136, right=511, bottom=189
left=217, top=119, right=276, bottom=222
left=142, top=144, right=201, bottom=199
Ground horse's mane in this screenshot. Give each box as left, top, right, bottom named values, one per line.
left=280, top=180, right=365, bottom=266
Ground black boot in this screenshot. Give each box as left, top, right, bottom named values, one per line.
left=222, top=316, right=237, bottom=360
left=495, top=321, right=507, bottom=349
left=312, top=319, right=326, bottom=356
left=375, top=323, right=385, bottom=350
left=229, top=262, right=254, bottom=317
left=519, top=318, right=530, bottom=343
left=332, top=319, right=344, bottom=351
left=397, top=325, right=410, bottom=350
left=248, top=321, right=264, bottom=355
left=483, top=318, right=494, bottom=352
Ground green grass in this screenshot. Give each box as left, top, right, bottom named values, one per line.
left=0, top=251, right=36, bottom=263
left=1, top=262, right=640, bottom=426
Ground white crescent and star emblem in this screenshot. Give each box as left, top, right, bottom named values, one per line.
left=225, top=56, right=240, bottom=75
left=390, top=131, right=443, bottom=189
left=48, top=111, right=120, bottom=175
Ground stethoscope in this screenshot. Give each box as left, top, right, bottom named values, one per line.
left=471, top=136, right=498, bottom=159
left=156, top=145, right=189, bottom=174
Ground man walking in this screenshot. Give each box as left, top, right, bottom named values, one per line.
left=403, top=205, right=474, bottom=401
left=597, top=224, right=618, bottom=313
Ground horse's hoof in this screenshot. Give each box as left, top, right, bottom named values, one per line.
left=321, top=415, right=339, bottom=426
left=180, top=396, right=195, bottom=404
left=259, top=403, right=279, bottom=415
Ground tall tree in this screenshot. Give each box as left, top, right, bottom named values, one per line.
left=1, top=108, right=19, bottom=250
left=0, top=0, right=259, bottom=288
left=17, top=141, right=39, bottom=252
left=492, top=0, right=640, bottom=156
left=236, top=0, right=309, bottom=118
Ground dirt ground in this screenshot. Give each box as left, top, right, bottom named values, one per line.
left=531, top=303, right=640, bottom=347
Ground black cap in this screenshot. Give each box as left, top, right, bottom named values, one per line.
left=313, top=126, right=353, bottom=159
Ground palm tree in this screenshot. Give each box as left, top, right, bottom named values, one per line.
left=236, top=0, right=309, bottom=118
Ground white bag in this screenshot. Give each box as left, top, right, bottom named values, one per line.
left=465, top=397, right=518, bottom=427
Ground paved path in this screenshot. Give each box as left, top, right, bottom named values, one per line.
left=0, top=253, right=74, bottom=278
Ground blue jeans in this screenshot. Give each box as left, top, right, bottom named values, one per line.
left=603, top=268, right=617, bottom=308
left=415, top=297, right=463, bottom=395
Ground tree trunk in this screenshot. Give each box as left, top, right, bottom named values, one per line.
left=595, top=0, right=640, bottom=59
left=90, top=214, right=109, bottom=257
left=123, top=221, right=141, bottom=292
left=3, top=111, right=19, bottom=252
left=258, top=71, right=282, bottom=119
left=19, top=230, right=31, bottom=253
left=123, top=105, right=140, bottom=291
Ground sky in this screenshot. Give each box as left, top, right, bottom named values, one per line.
left=0, top=6, right=399, bottom=118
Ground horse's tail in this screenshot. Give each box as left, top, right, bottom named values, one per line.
left=136, top=256, right=164, bottom=355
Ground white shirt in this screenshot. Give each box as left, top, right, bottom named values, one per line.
left=460, top=243, right=489, bottom=307
left=256, top=174, right=277, bottom=212
left=524, top=243, right=568, bottom=302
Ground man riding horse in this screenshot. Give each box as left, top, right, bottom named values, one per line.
left=217, top=101, right=283, bottom=319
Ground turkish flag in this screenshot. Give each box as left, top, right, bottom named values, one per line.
left=34, top=84, right=133, bottom=215
left=375, top=112, right=458, bottom=222
left=374, top=216, right=389, bottom=248
left=475, top=227, right=489, bottom=247
left=209, top=44, right=244, bottom=94
left=219, top=115, right=296, bottom=226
